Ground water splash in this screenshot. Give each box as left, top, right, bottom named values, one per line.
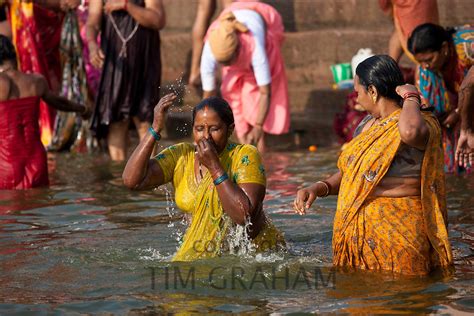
left=138, top=247, right=170, bottom=261
left=225, top=216, right=256, bottom=256
left=154, top=185, right=187, bottom=251
left=159, top=75, right=191, bottom=106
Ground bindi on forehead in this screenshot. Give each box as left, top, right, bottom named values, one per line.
left=200, top=106, right=218, bottom=119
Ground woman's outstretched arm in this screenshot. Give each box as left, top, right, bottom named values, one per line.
left=293, top=171, right=342, bottom=215
left=122, top=94, right=176, bottom=189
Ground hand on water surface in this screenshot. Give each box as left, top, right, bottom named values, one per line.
left=293, top=185, right=318, bottom=215
left=152, top=93, right=176, bottom=132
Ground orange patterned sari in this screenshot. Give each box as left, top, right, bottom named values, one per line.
left=334, top=109, right=453, bottom=275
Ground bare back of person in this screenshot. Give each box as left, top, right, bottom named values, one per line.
left=0, top=71, right=45, bottom=102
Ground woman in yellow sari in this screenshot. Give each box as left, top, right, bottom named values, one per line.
left=123, top=95, right=284, bottom=261
left=294, top=55, right=453, bottom=275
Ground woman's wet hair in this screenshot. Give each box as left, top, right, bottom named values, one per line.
left=408, top=23, right=453, bottom=55
left=356, top=55, right=404, bottom=103
left=192, top=96, right=234, bottom=126
left=0, top=35, right=17, bottom=65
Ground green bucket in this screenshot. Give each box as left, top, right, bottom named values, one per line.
left=330, top=63, right=353, bottom=83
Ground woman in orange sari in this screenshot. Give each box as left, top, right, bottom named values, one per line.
left=294, top=55, right=453, bottom=275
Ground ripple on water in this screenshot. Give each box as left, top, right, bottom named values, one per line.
left=0, top=149, right=472, bottom=314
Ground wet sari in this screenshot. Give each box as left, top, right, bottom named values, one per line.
left=334, top=109, right=453, bottom=275
left=10, top=0, right=63, bottom=146
left=417, top=25, right=474, bottom=173
left=0, top=97, right=48, bottom=189
left=155, top=142, right=285, bottom=262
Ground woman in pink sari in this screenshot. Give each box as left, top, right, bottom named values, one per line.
left=200, top=1, right=290, bottom=152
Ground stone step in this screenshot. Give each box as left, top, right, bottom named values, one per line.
left=162, top=0, right=473, bottom=33
left=159, top=0, right=472, bottom=148
left=165, top=86, right=349, bottom=148
left=161, top=28, right=392, bottom=88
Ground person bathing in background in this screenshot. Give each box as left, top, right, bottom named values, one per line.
left=0, top=35, right=88, bottom=189
left=408, top=23, right=474, bottom=173
left=122, top=94, right=285, bottom=261
left=189, top=0, right=232, bottom=89
left=200, top=1, right=290, bottom=152
left=294, top=55, right=453, bottom=275
left=87, top=0, right=165, bottom=161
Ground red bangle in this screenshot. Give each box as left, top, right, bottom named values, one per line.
left=402, top=92, right=421, bottom=100
left=123, top=0, right=128, bottom=11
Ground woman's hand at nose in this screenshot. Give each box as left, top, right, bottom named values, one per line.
left=195, top=138, right=221, bottom=172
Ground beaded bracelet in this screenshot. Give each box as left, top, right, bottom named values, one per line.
left=148, top=127, right=161, bottom=141
left=316, top=180, right=331, bottom=197
left=213, top=172, right=229, bottom=186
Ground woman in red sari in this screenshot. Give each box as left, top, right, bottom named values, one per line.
left=0, top=35, right=87, bottom=189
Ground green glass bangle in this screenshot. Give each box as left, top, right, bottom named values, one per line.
left=148, top=127, right=161, bottom=141
left=213, top=172, right=229, bottom=186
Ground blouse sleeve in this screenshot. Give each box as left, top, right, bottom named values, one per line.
left=154, top=143, right=189, bottom=184
left=231, top=145, right=266, bottom=186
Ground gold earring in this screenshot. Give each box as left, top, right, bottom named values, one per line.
left=372, top=96, right=376, bottom=104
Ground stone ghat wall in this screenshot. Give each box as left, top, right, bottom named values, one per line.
left=159, top=0, right=473, bottom=146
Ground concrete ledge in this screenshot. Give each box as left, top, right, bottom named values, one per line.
left=161, top=29, right=392, bottom=88
left=162, top=0, right=473, bottom=33
left=164, top=87, right=349, bottom=147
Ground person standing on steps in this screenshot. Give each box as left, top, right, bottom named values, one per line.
left=87, top=0, right=165, bottom=161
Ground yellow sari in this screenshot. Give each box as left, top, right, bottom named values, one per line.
left=334, top=109, right=453, bottom=275
left=156, top=142, right=284, bottom=262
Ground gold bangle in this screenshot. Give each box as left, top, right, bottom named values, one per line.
left=316, top=180, right=331, bottom=197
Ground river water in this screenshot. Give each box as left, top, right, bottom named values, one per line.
left=0, top=146, right=473, bottom=314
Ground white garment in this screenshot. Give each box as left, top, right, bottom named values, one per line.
left=201, top=9, right=271, bottom=92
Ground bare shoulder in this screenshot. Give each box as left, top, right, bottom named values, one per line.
left=0, top=74, right=12, bottom=101
left=28, top=73, right=49, bottom=96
